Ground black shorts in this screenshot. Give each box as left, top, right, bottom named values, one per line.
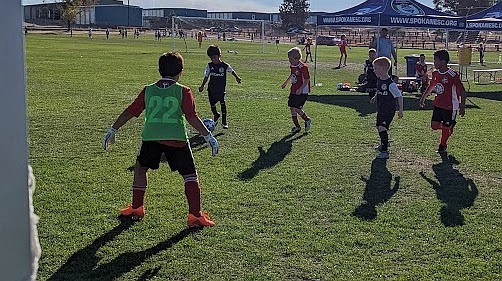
left=288, top=94, right=308, bottom=109
left=208, top=91, right=226, bottom=106
left=431, top=106, right=457, bottom=127
left=137, top=141, right=196, bottom=176
left=376, top=112, right=395, bottom=129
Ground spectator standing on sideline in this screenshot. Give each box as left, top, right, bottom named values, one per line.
left=478, top=43, right=485, bottom=66
left=197, top=31, right=203, bottom=48
left=303, top=37, right=313, bottom=63
left=370, top=28, right=397, bottom=75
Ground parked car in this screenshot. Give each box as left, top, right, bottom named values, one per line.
left=205, top=27, right=222, bottom=32
left=316, top=35, right=341, bottom=46
left=224, top=26, right=240, bottom=32
left=286, top=27, right=312, bottom=35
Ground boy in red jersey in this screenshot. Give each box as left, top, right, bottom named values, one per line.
left=281, top=47, right=312, bottom=133
left=197, top=31, right=203, bottom=48
left=419, top=49, right=466, bottom=154
left=337, top=34, right=350, bottom=68
left=303, top=37, right=313, bottom=63
left=415, top=54, right=429, bottom=94
left=102, top=52, right=218, bottom=228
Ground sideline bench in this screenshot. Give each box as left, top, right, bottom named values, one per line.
left=473, top=69, right=502, bottom=83
left=398, top=77, right=421, bottom=93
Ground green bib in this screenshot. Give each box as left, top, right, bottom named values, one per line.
left=141, top=82, right=188, bottom=141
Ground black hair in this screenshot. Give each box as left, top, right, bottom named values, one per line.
left=207, top=45, right=221, bottom=57
left=433, top=49, right=450, bottom=64
left=419, top=53, right=425, bottom=57
left=158, top=52, right=183, bottom=77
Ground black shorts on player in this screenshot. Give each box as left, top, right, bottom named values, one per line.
left=137, top=141, right=196, bottom=176
left=376, top=112, right=395, bottom=129
left=208, top=91, right=226, bottom=106
left=288, top=94, right=308, bottom=109
left=431, top=106, right=457, bottom=128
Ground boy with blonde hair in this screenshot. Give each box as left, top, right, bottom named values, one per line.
left=370, top=56, right=404, bottom=159
left=281, top=47, right=312, bottom=133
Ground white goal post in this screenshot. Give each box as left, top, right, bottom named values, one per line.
left=171, top=16, right=266, bottom=53
left=1, top=1, right=37, bottom=281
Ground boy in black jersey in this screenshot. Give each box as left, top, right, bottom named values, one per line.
left=199, top=45, right=242, bottom=129
left=370, top=57, right=404, bottom=159
left=364, top=48, right=378, bottom=96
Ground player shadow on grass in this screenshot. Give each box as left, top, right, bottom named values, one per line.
left=420, top=154, right=478, bottom=227
left=126, top=133, right=224, bottom=171
left=48, top=217, right=194, bottom=281
left=308, top=94, right=479, bottom=117
left=466, top=91, right=502, bottom=102
left=353, top=158, right=400, bottom=220
left=189, top=132, right=224, bottom=152
left=237, top=132, right=306, bottom=181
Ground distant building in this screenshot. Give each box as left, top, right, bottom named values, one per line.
left=143, top=8, right=207, bottom=28
left=23, top=1, right=326, bottom=28
left=24, top=0, right=142, bottom=27
left=76, top=4, right=142, bottom=27
left=24, top=2, right=62, bottom=23
left=208, top=12, right=280, bottom=23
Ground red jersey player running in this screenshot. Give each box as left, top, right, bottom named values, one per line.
left=419, top=49, right=466, bottom=155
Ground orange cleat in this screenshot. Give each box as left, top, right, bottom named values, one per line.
left=120, top=204, right=145, bottom=220
left=187, top=211, right=215, bottom=228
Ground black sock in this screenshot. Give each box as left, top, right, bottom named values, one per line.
left=221, top=102, right=227, bottom=124
left=379, top=130, right=389, bottom=151
left=211, top=106, right=220, bottom=121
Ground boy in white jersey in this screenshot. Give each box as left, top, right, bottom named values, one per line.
left=102, top=52, right=218, bottom=228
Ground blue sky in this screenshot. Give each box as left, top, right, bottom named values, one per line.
left=22, top=0, right=436, bottom=13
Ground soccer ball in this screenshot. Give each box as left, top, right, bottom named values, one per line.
left=337, top=83, right=344, bottom=90
left=202, top=118, right=216, bottom=132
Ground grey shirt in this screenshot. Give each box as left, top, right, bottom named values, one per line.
left=372, top=37, right=395, bottom=60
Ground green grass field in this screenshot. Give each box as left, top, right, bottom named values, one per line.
left=26, top=33, right=502, bottom=280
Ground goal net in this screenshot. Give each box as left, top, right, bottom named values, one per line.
left=171, top=16, right=277, bottom=53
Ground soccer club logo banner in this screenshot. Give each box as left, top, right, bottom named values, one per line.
left=317, top=0, right=465, bottom=29
left=384, top=0, right=464, bottom=29
left=391, top=0, right=425, bottom=16
left=317, top=1, right=382, bottom=26
left=467, top=2, right=502, bottom=30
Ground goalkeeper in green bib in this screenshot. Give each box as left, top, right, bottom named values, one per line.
left=102, top=52, right=218, bottom=228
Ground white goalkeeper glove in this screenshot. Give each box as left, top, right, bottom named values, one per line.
left=203, top=132, right=219, bottom=156
left=102, top=127, right=117, bottom=150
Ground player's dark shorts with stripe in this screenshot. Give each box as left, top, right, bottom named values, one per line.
left=431, top=106, right=457, bottom=127
left=288, top=93, right=308, bottom=109
left=376, top=112, right=395, bottom=129
left=208, top=91, right=226, bottom=106
left=137, top=141, right=196, bottom=175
